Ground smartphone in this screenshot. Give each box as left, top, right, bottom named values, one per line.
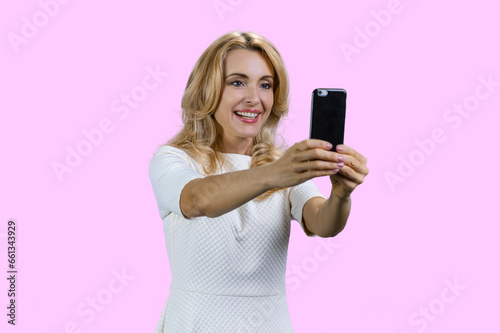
left=310, top=88, right=346, bottom=151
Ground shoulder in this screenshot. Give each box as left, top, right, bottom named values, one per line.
left=149, top=145, right=199, bottom=172
left=151, top=145, right=198, bottom=163
left=153, top=145, right=189, bottom=157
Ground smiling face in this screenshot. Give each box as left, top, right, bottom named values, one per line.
left=213, top=49, right=275, bottom=155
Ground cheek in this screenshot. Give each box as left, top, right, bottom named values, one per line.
left=262, top=104, right=273, bottom=122
left=264, top=93, right=274, bottom=110
left=214, top=96, right=232, bottom=120
left=223, top=88, right=244, bottom=103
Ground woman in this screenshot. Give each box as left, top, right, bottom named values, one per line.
left=149, top=31, right=368, bottom=332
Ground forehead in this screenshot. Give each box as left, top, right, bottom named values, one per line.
left=224, top=49, right=274, bottom=76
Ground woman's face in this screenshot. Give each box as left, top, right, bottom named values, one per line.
left=213, top=49, right=274, bottom=152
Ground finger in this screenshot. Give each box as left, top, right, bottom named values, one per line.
left=301, top=148, right=339, bottom=163
left=336, top=145, right=368, bottom=165
left=296, top=139, right=333, bottom=152
left=296, top=159, right=340, bottom=173
left=331, top=172, right=359, bottom=193
left=303, top=169, right=340, bottom=182
left=336, top=164, right=366, bottom=185
left=338, top=154, right=369, bottom=174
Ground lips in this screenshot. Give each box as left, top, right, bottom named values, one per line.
left=233, top=109, right=261, bottom=124
left=234, top=109, right=261, bottom=117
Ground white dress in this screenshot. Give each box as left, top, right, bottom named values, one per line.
left=148, top=145, right=326, bottom=332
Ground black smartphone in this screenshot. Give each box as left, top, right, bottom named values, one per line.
left=310, top=88, right=346, bottom=150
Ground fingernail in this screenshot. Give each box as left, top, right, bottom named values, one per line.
left=332, top=169, right=339, bottom=173
left=326, top=143, right=333, bottom=149
left=338, top=155, right=344, bottom=162
left=336, top=145, right=344, bottom=151
left=337, top=162, right=344, bottom=168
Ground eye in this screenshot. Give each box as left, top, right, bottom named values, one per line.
left=230, top=80, right=244, bottom=87
left=261, top=83, right=272, bottom=90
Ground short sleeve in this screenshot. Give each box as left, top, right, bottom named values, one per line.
left=148, top=146, right=204, bottom=219
left=289, top=179, right=327, bottom=237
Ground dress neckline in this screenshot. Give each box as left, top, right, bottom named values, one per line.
left=163, top=145, right=252, bottom=159
left=220, top=152, right=252, bottom=158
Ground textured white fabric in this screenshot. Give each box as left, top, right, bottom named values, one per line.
left=149, top=145, right=326, bottom=332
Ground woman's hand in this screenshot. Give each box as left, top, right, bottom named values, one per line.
left=329, top=145, right=369, bottom=200
left=264, top=139, right=343, bottom=189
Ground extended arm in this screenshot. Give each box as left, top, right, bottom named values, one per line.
left=180, top=166, right=272, bottom=218
left=180, top=139, right=342, bottom=219
left=302, top=144, right=368, bottom=238
left=302, top=194, right=351, bottom=238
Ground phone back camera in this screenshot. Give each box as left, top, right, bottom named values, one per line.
left=318, top=89, right=328, bottom=97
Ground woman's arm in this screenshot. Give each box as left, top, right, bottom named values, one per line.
left=180, top=166, right=271, bottom=218
left=302, top=144, right=368, bottom=237
left=302, top=195, right=350, bottom=238
left=180, top=139, right=342, bottom=219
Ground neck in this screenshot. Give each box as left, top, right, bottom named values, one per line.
left=219, top=138, right=253, bottom=156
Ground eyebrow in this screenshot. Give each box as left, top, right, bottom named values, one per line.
left=226, top=73, right=274, bottom=80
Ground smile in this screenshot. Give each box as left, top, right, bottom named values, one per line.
left=233, top=110, right=261, bottom=124
left=234, top=111, right=259, bottom=119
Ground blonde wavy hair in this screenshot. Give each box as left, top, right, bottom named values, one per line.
left=166, top=31, right=290, bottom=200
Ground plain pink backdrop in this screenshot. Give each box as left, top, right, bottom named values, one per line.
left=1, top=0, right=499, bottom=332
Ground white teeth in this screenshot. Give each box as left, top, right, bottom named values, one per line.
left=235, top=111, right=258, bottom=119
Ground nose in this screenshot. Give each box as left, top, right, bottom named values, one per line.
left=245, top=86, right=259, bottom=105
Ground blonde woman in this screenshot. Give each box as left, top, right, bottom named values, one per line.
left=149, top=31, right=368, bottom=332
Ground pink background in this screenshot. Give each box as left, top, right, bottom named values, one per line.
left=1, top=0, right=499, bottom=332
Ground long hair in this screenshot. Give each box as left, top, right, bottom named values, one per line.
left=166, top=31, right=290, bottom=200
